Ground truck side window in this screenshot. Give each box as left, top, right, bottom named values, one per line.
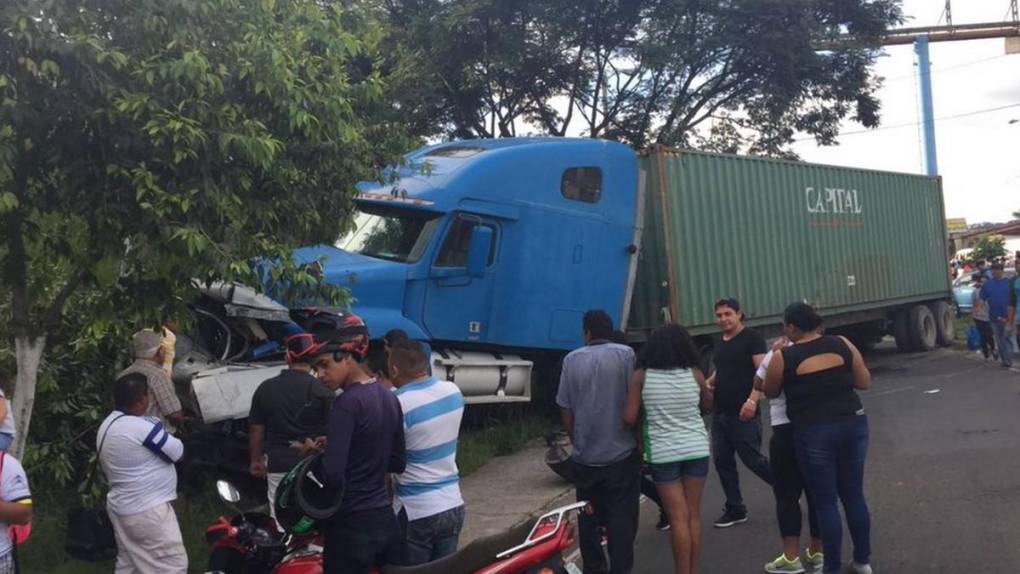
left=435, top=218, right=497, bottom=267
left=561, top=167, right=602, bottom=203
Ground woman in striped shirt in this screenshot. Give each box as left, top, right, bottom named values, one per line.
left=624, top=323, right=712, bottom=574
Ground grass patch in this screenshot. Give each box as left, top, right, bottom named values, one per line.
left=457, top=405, right=556, bottom=478
left=20, top=488, right=226, bottom=574
left=953, top=314, right=973, bottom=349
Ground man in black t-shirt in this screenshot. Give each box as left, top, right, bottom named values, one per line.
left=249, top=335, right=335, bottom=526
left=707, top=298, right=772, bottom=529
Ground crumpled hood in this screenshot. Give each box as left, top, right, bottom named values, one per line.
left=292, top=244, right=426, bottom=339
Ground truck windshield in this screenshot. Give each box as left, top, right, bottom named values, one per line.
left=336, top=204, right=441, bottom=263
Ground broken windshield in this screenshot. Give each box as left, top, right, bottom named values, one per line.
left=337, top=204, right=441, bottom=263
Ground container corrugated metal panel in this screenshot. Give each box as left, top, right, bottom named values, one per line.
left=629, top=148, right=950, bottom=335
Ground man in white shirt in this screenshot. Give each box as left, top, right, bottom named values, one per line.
left=98, top=372, right=187, bottom=574
left=389, top=340, right=466, bottom=565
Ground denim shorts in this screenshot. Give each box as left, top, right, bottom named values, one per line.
left=650, top=457, right=710, bottom=484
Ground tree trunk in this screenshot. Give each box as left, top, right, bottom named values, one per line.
left=10, top=334, right=46, bottom=459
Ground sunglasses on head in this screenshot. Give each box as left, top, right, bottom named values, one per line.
left=284, top=333, right=329, bottom=358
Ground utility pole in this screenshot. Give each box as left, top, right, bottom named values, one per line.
left=816, top=9, right=1020, bottom=177
left=914, top=35, right=938, bottom=177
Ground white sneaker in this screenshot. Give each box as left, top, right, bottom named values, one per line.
left=763, top=554, right=805, bottom=573
left=845, top=562, right=872, bottom=574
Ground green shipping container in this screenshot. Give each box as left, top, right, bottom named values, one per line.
left=627, top=147, right=951, bottom=337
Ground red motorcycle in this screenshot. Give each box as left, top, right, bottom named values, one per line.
left=204, top=480, right=586, bottom=574
left=204, top=480, right=309, bottom=573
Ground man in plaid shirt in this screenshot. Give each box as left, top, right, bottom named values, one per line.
left=118, top=329, right=184, bottom=433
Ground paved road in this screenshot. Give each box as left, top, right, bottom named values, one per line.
left=628, top=344, right=1020, bottom=573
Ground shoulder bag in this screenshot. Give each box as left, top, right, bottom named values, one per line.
left=64, top=413, right=126, bottom=562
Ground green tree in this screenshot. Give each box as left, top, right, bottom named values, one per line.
left=0, top=0, right=412, bottom=458
left=972, top=235, right=1008, bottom=265
left=1012, top=208, right=1019, bottom=220
left=383, top=0, right=902, bottom=154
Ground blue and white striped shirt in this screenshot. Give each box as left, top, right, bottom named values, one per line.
left=393, top=377, right=465, bottom=521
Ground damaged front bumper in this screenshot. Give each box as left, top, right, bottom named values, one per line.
left=172, top=282, right=318, bottom=425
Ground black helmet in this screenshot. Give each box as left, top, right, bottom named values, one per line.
left=544, top=439, right=587, bottom=486
left=274, top=453, right=345, bottom=534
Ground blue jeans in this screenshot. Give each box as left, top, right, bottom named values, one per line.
left=323, top=506, right=402, bottom=574
left=795, top=415, right=871, bottom=573
left=990, top=320, right=1014, bottom=366
left=711, top=413, right=773, bottom=514
left=399, top=505, right=465, bottom=566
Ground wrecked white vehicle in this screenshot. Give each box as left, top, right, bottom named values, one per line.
left=173, top=281, right=533, bottom=477
left=172, top=282, right=324, bottom=476
left=173, top=282, right=297, bottom=424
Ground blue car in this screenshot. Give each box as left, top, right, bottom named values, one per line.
left=953, top=268, right=1016, bottom=314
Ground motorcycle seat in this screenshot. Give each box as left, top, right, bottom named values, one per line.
left=380, top=517, right=538, bottom=574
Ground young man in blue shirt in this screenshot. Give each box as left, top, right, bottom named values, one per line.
left=301, top=311, right=407, bottom=574
left=981, top=263, right=1015, bottom=368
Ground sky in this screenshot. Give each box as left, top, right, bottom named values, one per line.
left=790, top=0, right=1020, bottom=224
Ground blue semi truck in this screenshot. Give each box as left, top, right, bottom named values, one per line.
left=183, top=138, right=637, bottom=421
left=181, top=137, right=951, bottom=425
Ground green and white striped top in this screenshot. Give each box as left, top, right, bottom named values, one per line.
left=641, top=368, right=709, bottom=464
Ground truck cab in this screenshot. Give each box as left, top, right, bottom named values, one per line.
left=286, top=138, right=640, bottom=401
left=185, top=138, right=639, bottom=427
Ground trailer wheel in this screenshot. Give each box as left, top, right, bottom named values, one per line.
left=909, top=305, right=938, bottom=351
left=929, top=301, right=956, bottom=346
left=892, top=310, right=914, bottom=352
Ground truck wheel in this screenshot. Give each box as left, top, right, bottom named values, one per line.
left=929, top=301, right=956, bottom=346
left=892, top=310, right=914, bottom=352
left=909, top=305, right=938, bottom=351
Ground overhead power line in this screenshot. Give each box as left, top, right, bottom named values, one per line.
left=794, top=102, right=1020, bottom=141
left=882, top=54, right=1012, bottom=83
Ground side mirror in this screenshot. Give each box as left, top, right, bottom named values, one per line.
left=467, top=225, right=492, bottom=278
left=216, top=480, right=242, bottom=504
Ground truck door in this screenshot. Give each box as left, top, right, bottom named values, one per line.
left=424, top=214, right=499, bottom=343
